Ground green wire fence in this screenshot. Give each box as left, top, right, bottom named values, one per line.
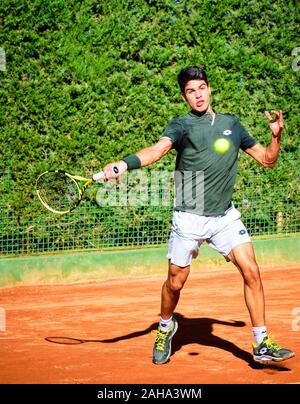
left=0, top=151, right=299, bottom=255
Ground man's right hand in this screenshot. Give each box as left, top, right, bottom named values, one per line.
left=102, top=160, right=128, bottom=180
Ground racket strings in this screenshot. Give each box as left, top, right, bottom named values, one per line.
left=37, top=172, right=79, bottom=212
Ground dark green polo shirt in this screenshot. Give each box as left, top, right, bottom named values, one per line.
left=162, top=110, right=257, bottom=216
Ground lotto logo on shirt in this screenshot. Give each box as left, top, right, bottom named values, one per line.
left=222, top=130, right=232, bottom=136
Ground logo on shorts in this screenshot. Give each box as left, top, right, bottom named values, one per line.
left=222, top=130, right=232, bottom=136
left=239, top=229, right=247, bottom=235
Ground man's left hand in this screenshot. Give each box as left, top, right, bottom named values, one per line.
left=265, top=110, right=284, bottom=138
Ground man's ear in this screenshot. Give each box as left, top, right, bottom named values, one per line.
left=208, top=86, right=212, bottom=103
left=181, top=93, right=188, bottom=103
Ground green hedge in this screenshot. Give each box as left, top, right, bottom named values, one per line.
left=0, top=0, right=299, bottom=212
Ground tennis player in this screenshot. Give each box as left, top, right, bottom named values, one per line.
left=100, top=66, right=294, bottom=365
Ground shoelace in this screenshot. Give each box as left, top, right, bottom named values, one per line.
left=264, top=333, right=282, bottom=351
left=152, top=329, right=170, bottom=351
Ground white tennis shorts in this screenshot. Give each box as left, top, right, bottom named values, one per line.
left=167, top=204, right=251, bottom=267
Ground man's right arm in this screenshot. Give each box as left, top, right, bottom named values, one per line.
left=101, top=137, right=173, bottom=179
left=136, top=137, right=173, bottom=166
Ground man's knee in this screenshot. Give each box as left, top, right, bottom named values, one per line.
left=166, top=278, right=185, bottom=292
left=167, top=262, right=190, bottom=292
left=242, top=262, right=262, bottom=288
left=228, top=243, right=262, bottom=287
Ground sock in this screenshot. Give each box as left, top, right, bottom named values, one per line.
left=252, top=326, right=267, bottom=345
left=159, top=316, right=173, bottom=331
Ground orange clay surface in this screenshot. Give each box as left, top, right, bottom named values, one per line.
left=0, top=264, right=299, bottom=384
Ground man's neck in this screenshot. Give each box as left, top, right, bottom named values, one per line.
left=191, top=105, right=215, bottom=118
left=207, top=105, right=215, bottom=117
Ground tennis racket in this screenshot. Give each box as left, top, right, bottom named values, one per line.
left=36, top=167, right=119, bottom=214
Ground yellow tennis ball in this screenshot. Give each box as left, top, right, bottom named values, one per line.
left=214, top=138, right=230, bottom=154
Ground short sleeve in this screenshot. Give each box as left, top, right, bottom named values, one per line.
left=233, top=119, right=258, bottom=151
left=161, top=118, right=184, bottom=148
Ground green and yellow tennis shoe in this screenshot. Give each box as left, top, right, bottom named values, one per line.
left=253, top=333, right=295, bottom=363
left=152, top=318, right=178, bottom=365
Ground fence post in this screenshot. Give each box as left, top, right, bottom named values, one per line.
left=277, top=203, right=283, bottom=234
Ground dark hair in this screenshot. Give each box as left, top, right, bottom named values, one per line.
left=177, top=66, right=209, bottom=93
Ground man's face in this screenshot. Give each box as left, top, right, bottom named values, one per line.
left=183, top=79, right=211, bottom=113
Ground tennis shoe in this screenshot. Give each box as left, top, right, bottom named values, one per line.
left=152, top=318, right=178, bottom=365
left=253, top=333, right=295, bottom=363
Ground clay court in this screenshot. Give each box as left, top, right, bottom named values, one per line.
left=0, top=262, right=299, bottom=384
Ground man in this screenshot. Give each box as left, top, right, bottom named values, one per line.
left=98, top=66, right=294, bottom=365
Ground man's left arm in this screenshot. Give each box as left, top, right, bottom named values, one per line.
left=244, top=110, right=284, bottom=168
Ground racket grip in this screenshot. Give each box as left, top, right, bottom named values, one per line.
left=92, top=171, right=106, bottom=182
left=92, top=167, right=119, bottom=182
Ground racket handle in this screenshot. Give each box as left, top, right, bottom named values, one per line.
left=92, top=171, right=105, bottom=182
left=92, top=166, right=119, bottom=183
